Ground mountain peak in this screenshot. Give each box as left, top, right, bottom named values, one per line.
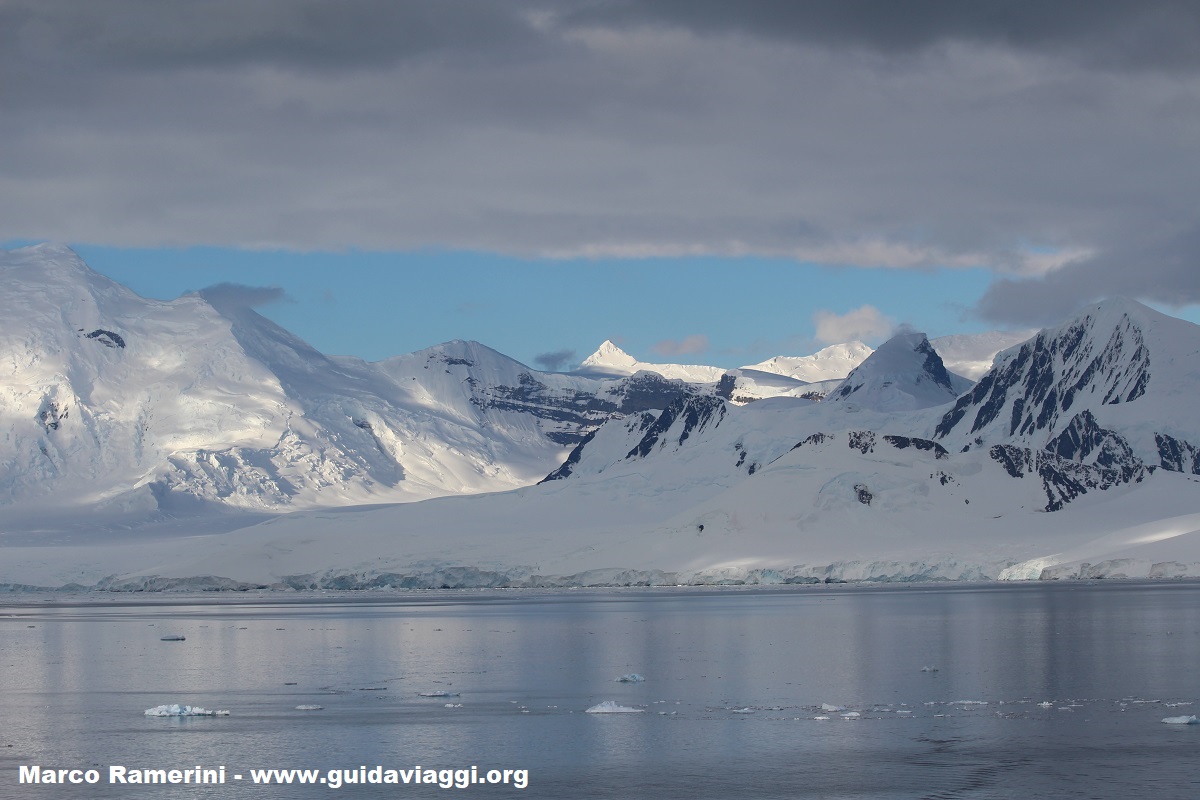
left=828, top=331, right=967, bottom=412
left=932, top=296, right=1194, bottom=448
left=581, top=340, right=638, bottom=371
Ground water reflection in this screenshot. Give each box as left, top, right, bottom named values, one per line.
left=1, top=584, right=1198, bottom=798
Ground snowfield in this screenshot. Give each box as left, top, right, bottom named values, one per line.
left=2, top=245, right=1199, bottom=590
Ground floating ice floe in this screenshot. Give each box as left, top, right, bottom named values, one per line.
left=585, top=701, right=643, bottom=714
left=1037, top=702, right=1054, bottom=708
left=841, top=712, right=861, bottom=719
left=445, top=703, right=463, bottom=708
left=820, top=703, right=845, bottom=713
left=1161, top=715, right=1199, bottom=725
left=731, top=708, right=755, bottom=714
left=295, top=705, right=323, bottom=711
left=144, top=704, right=229, bottom=717
left=418, top=691, right=460, bottom=697
left=615, top=673, right=645, bottom=683
left=813, top=715, right=831, bottom=721
left=920, top=666, right=938, bottom=672
left=159, top=635, right=186, bottom=641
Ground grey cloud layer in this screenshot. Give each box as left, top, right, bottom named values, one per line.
left=3, top=1, right=1198, bottom=324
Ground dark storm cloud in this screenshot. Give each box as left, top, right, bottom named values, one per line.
left=977, top=226, right=1200, bottom=325
left=573, top=0, right=1200, bottom=71
left=533, top=349, right=577, bottom=372
left=198, top=283, right=290, bottom=309
left=2, top=1, right=1198, bottom=327
left=0, top=0, right=542, bottom=72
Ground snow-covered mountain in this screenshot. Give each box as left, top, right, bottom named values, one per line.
left=577, top=339, right=876, bottom=406
left=745, top=341, right=874, bottom=382
left=0, top=244, right=696, bottom=517
left=826, top=332, right=973, bottom=412
left=578, top=340, right=726, bottom=383
left=933, top=298, right=1200, bottom=475
left=4, top=248, right=1199, bottom=590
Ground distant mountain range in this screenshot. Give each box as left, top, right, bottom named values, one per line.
left=3, top=243, right=1197, bottom=589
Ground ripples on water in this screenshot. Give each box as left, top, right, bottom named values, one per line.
left=1, top=582, right=1198, bottom=799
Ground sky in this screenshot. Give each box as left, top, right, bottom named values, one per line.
left=3, top=1, right=1198, bottom=368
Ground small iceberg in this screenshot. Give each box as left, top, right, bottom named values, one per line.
left=144, top=704, right=229, bottom=717
left=295, top=705, right=323, bottom=711
left=418, top=691, right=460, bottom=697
left=920, top=666, right=938, bottom=672
left=820, top=703, right=845, bottom=713
left=1162, top=715, right=1199, bottom=725
left=159, top=635, right=186, bottom=642
left=586, top=701, right=643, bottom=714
left=841, top=712, right=861, bottom=719
left=615, top=673, right=645, bottom=683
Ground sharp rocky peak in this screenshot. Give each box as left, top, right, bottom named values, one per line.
left=933, top=297, right=1160, bottom=446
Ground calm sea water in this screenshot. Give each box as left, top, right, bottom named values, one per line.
left=1, top=582, right=1198, bottom=799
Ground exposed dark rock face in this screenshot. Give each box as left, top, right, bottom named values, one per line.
left=936, top=313, right=1150, bottom=442
left=626, top=396, right=727, bottom=460
left=854, top=483, right=873, bottom=505
left=475, top=371, right=693, bottom=446
left=848, top=431, right=876, bottom=454
left=914, top=337, right=956, bottom=393
left=540, top=429, right=599, bottom=483
left=989, top=442, right=1144, bottom=512
left=883, top=435, right=948, bottom=459
left=1046, top=410, right=1142, bottom=481
left=1155, top=433, right=1200, bottom=475
left=791, top=432, right=832, bottom=451
left=85, top=329, right=126, bottom=349
left=715, top=373, right=736, bottom=400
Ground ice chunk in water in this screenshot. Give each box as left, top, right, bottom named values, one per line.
left=615, top=673, right=645, bottom=683
left=418, top=691, right=460, bottom=697
left=295, top=705, right=323, bottom=711
left=1161, top=715, right=1199, bottom=725
left=144, top=704, right=229, bottom=717
left=821, top=703, right=845, bottom=712
left=586, top=701, right=643, bottom=713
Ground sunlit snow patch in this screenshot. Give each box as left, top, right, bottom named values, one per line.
left=586, top=701, right=643, bottom=714
left=144, top=704, right=229, bottom=717
left=1162, top=715, right=1199, bottom=725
